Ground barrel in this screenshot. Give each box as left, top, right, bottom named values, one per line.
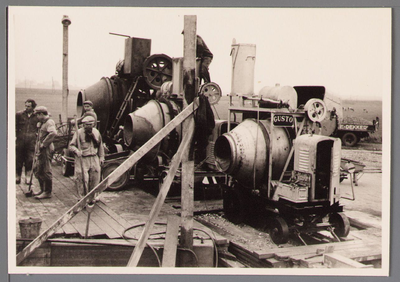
left=214, top=119, right=291, bottom=188
left=19, top=217, right=42, bottom=239
left=230, top=42, right=256, bottom=96
left=123, top=99, right=181, bottom=160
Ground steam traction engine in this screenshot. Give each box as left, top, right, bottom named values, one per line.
left=214, top=91, right=350, bottom=245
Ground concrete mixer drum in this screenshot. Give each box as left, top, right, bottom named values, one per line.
left=142, top=54, right=173, bottom=90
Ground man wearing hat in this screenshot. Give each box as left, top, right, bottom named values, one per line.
left=74, top=100, right=98, bottom=126
left=34, top=106, right=57, bottom=199
left=69, top=116, right=104, bottom=198
left=181, top=31, right=213, bottom=83
left=16, top=99, right=39, bottom=184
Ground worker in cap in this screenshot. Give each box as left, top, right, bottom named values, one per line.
left=33, top=105, right=57, bottom=199
left=72, top=100, right=98, bottom=127
left=69, top=115, right=104, bottom=198
left=181, top=30, right=213, bottom=83
left=16, top=99, right=39, bottom=184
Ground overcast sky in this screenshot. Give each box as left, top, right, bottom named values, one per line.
left=8, top=6, right=391, bottom=100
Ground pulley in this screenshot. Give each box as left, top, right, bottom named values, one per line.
left=142, top=54, right=173, bottom=90
left=304, top=98, right=327, bottom=122
left=198, top=82, right=222, bottom=105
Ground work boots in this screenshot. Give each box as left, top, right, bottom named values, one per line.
left=16, top=174, right=21, bottom=184
left=34, top=179, right=52, bottom=199
left=35, top=192, right=51, bottom=199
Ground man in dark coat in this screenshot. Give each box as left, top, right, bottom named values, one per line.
left=182, top=31, right=213, bottom=83
left=16, top=99, right=39, bottom=184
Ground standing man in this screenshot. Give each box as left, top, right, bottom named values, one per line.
left=73, top=100, right=98, bottom=126
left=16, top=99, right=39, bottom=184
left=182, top=31, right=213, bottom=83
left=34, top=106, right=57, bottom=199
left=69, top=116, right=104, bottom=198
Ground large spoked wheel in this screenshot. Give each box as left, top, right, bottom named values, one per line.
left=341, top=132, right=359, bottom=147
left=329, top=212, right=350, bottom=238
left=102, top=162, right=130, bottom=191
left=199, top=82, right=222, bottom=105
left=223, top=187, right=249, bottom=224
left=269, top=216, right=290, bottom=245
left=61, top=149, right=74, bottom=177
left=143, top=54, right=173, bottom=90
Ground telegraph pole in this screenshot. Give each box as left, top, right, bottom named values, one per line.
left=61, top=15, right=71, bottom=122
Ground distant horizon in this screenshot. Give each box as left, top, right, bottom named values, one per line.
left=14, top=85, right=383, bottom=102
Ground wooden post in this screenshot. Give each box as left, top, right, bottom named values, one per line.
left=126, top=118, right=195, bottom=267
left=180, top=15, right=196, bottom=253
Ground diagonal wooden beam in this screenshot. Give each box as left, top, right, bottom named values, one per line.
left=16, top=100, right=199, bottom=265
left=126, top=117, right=195, bottom=267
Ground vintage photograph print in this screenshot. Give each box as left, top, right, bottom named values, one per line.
left=7, top=6, right=391, bottom=275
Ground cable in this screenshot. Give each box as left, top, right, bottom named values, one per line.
left=122, top=222, right=220, bottom=267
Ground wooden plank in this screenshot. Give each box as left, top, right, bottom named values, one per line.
left=16, top=101, right=198, bottom=265
left=88, top=205, right=122, bottom=239
left=127, top=118, right=195, bottom=267
left=162, top=215, right=181, bottom=267
left=51, top=172, right=104, bottom=237
left=180, top=13, right=197, bottom=255
left=254, top=240, right=366, bottom=260
left=324, top=253, right=374, bottom=268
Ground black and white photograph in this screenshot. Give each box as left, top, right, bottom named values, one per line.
left=7, top=6, right=391, bottom=275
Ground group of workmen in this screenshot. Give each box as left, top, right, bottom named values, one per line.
left=16, top=99, right=103, bottom=200
left=16, top=33, right=214, bottom=200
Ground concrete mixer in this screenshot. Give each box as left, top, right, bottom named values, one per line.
left=214, top=88, right=350, bottom=244
left=212, top=41, right=350, bottom=244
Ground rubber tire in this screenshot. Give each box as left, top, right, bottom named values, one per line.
left=269, top=216, right=290, bottom=245
left=61, top=149, right=74, bottom=177
left=223, top=187, right=249, bottom=224
left=102, top=162, right=130, bottom=191
left=329, top=212, right=350, bottom=238
left=341, top=132, right=359, bottom=147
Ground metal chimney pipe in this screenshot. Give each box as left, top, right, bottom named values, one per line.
left=61, top=15, right=71, bottom=122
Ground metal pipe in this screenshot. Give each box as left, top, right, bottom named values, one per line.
left=61, top=15, right=71, bottom=122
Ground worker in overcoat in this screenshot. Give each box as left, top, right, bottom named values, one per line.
left=182, top=31, right=213, bottom=83
left=16, top=99, right=39, bottom=184
left=69, top=116, right=104, bottom=197
left=33, top=106, right=57, bottom=199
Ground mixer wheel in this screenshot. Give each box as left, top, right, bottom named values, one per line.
left=223, top=187, right=249, bottom=224
left=269, top=216, right=290, bottom=245
left=143, top=54, right=173, bottom=90
left=199, top=82, right=222, bottom=105
left=102, top=162, right=130, bottom=191
left=304, top=98, right=327, bottom=122
left=329, top=212, right=350, bottom=238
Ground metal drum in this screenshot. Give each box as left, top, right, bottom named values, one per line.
left=258, top=85, right=298, bottom=110
left=77, top=76, right=128, bottom=136
left=123, top=99, right=181, bottom=160
left=214, top=119, right=291, bottom=188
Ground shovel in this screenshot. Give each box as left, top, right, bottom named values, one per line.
left=25, top=126, right=41, bottom=197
